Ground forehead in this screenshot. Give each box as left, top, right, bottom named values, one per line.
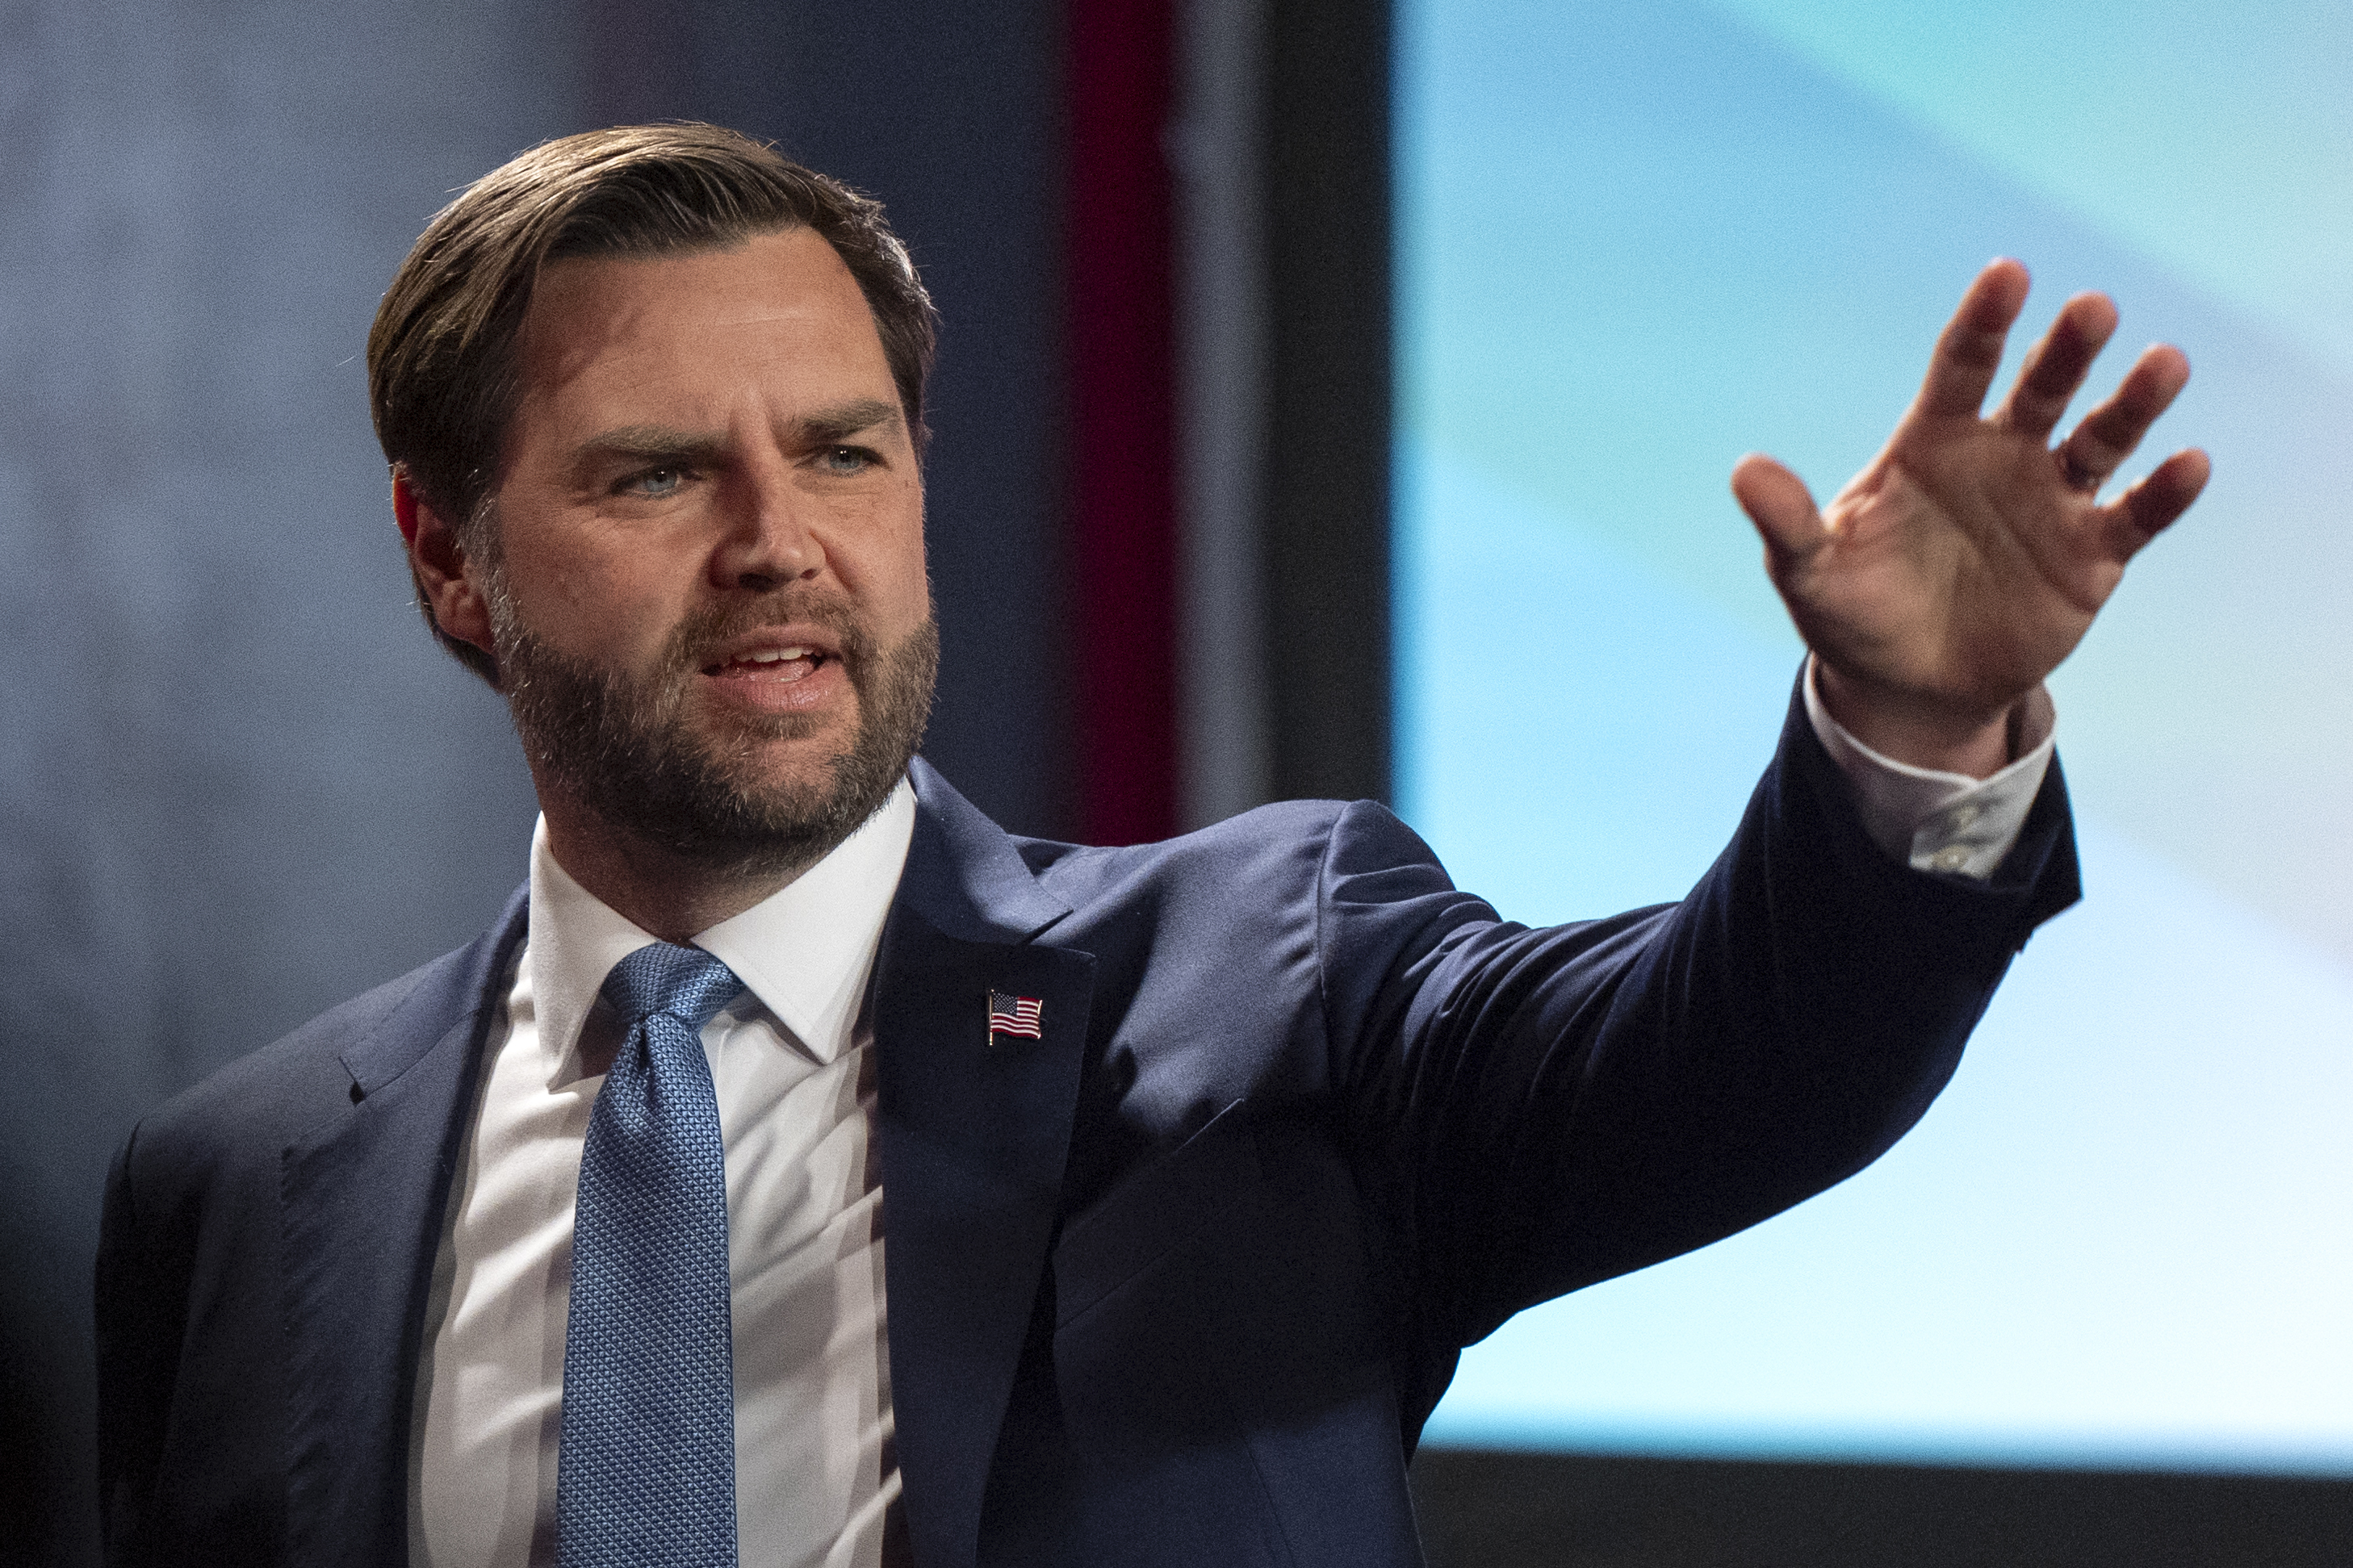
left=510, top=227, right=894, bottom=424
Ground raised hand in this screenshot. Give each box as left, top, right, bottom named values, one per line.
left=1731, top=259, right=2209, bottom=777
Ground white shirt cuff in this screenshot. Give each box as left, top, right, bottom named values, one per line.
left=1802, top=659, right=2055, bottom=880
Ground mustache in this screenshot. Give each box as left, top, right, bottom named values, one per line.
left=657, top=588, right=874, bottom=673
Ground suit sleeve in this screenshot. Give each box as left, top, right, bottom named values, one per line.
left=93, top=1123, right=183, bottom=1566
left=1317, top=677, right=2080, bottom=1353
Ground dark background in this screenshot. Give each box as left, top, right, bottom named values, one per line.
left=2, top=1, right=1387, bottom=1560
left=1, top=2, right=1079, bottom=1558
left=2, top=2, right=2342, bottom=1565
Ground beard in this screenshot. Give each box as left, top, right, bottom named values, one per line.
left=490, top=583, right=938, bottom=881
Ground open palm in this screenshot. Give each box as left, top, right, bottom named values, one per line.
left=1733, top=260, right=2209, bottom=774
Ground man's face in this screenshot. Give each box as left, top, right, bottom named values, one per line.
left=482, top=227, right=936, bottom=873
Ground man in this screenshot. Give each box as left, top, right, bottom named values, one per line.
left=94, top=124, right=2204, bottom=1567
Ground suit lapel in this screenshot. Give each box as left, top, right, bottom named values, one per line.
left=880, top=762, right=1091, bottom=1568
left=270, top=767, right=1083, bottom=1567
left=277, top=886, right=526, bottom=1568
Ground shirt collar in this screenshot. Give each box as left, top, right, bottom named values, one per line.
left=525, top=780, right=918, bottom=1080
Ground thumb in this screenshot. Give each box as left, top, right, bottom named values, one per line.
left=1731, top=454, right=1823, bottom=571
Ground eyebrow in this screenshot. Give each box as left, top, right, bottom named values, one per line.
left=796, top=398, right=903, bottom=447
left=568, top=399, right=905, bottom=478
left=572, top=427, right=730, bottom=475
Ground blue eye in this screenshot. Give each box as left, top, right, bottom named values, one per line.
left=624, top=466, right=686, bottom=497
left=821, top=446, right=874, bottom=475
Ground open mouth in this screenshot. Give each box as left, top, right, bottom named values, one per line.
left=703, top=645, right=831, bottom=682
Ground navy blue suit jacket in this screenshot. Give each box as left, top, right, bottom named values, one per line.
left=94, top=692, right=2079, bottom=1566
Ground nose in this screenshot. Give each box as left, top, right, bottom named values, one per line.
left=711, top=447, right=821, bottom=593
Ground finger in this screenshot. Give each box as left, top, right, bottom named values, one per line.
left=2055, top=342, right=2192, bottom=494
left=1913, top=258, right=2033, bottom=420
left=2108, top=447, right=2210, bottom=558
left=1995, top=291, right=2118, bottom=441
left=1731, top=453, right=1823, bottom=570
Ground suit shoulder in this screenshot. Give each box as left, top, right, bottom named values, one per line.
left=1011, top=798, right=1478, bottom=949
left=1011, top=797, right=1364, bottom=901
left=126, top=940, right=487, bottom=1185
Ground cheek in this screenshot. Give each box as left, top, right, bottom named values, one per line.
left=879, top=536, right=933, bottom=634
left=845, top=490, right=931, bottom=628
left=500, top=533, right=680, bottom=655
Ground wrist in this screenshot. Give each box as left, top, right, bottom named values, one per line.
left=1811, top=658, right=2024, bottom=780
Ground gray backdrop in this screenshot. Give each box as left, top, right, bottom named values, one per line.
left=1, top=3, right=1066, bottom=1559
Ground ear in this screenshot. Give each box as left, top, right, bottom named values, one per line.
left=392, top=466, right=496, bottom=661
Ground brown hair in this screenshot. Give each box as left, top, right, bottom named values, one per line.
left=367, top=123, right=938, bottom=683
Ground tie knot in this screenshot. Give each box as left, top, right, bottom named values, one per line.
left=599, top=943, right=744, bottom=1035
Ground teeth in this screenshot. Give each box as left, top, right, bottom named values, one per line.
left=741, top=646, right=813, bottom=664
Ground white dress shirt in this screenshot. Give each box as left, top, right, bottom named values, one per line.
left=1802, top=659, right=2055, bottom=878
left=407, top=683, right=2054, bottom=1568
left=412, top=782, right=917, bottom=1568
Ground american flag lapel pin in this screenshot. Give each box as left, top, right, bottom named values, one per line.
left=987, top=989, right=1045, bottom=1046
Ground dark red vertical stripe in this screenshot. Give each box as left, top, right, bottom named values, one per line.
left=1068, top=0, right=1179, bottom=845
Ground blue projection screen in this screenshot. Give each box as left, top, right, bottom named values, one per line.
left=1396, top=0, right=2353, bottom=1473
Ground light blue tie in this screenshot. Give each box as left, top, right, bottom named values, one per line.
left=557, top=943, right=745, bottom=1568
